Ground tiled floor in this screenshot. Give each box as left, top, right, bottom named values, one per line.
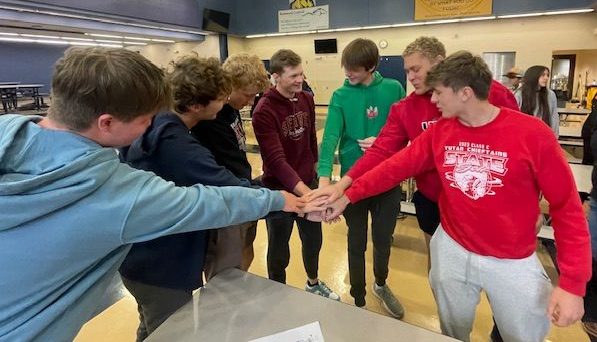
left=75, top=107, right=589, bottom=341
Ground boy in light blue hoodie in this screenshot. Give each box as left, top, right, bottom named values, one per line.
left=0, top=47, right=315, bottom=342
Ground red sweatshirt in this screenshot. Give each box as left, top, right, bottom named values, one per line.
left=252, top=87, right=318, bottom=191
left=347, top=80, right=519, bottom=202
left=346, top=108, right=591, bottom=296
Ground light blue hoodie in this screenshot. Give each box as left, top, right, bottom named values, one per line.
left=0, top=114, right=285, bottom=341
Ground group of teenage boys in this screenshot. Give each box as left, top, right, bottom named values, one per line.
left=0, top=34, right=591, bottom=342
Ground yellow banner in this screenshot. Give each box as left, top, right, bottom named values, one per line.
left=289, top=0, right=316, bottom=9
left=415, top=0, right=492, bottom=20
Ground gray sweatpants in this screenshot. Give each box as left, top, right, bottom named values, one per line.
left=429, top=226, right=551, bottom=342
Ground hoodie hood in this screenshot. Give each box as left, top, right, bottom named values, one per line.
left=261, top=87, right=310, bottom=109
left=120, top=112, right=182, bottom=164
left=342, top=71, right=384, bottom=89
left=0, top=114, right=119, bottom=230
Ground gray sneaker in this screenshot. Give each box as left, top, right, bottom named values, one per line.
left=305, top=281, right=340, bottom=301
left=372, top=283, right=404, bottom=319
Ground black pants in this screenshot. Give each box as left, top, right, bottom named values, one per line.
left=121, top=276, right=192, bottom=342
left=412, top=190, right=441, bottom=236
left=343, top=187, right=401, bottom=301
left=266, top=212, right=322, bottom=283
left=585, top=259, right=597, bottom=322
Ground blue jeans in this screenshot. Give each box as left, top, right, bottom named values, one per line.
left=589, top=198, right=597, bottom=261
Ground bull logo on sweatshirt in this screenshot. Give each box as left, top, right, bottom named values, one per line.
left=443, top=142, right=508, bottom=200
left=366, top=106, right=378, bottom=119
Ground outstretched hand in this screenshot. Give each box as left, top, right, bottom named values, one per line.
left=281, top=191, right=327, bottom=215
left=321, top=195, right=350, bottom=222
left=305, top=183, right=344, bottom=204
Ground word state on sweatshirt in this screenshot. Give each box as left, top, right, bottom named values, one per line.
left=444, top=141, right=508, bottom=200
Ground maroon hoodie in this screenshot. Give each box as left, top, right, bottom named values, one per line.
left=252, top=87, right=318, bottom=192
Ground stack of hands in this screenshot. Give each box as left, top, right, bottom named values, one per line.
left=281, top=136, right=376, bottom=222
left=281, top=183, right=350, bottom=223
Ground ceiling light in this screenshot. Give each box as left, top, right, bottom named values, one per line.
left=459, top=16, right=496, bottom=21
left=362, top=25, right=392, bottom=30
left=425, top=19, right=460, bottom=25
left=124, top=36, right=151, bottom=41
left=35, top=39, right=69, bottom=45
left=21, top=34, right=60, bottom=39
left=498, top=8, right=593, bottom=19
left=99, top=43, right=123, bottom=48
left=61, top=37, right=94, bottom=41
left=86, top=33, right=123, bottom=39
left=69, top=41, right=97, bottom=46
left=335, top=27, right=362, bottom=31
left=0, top=37, right=35, bottom=43
left=94, top=39, right=122, bottom=44
left=123, top=41, right=148, bottom=46
left=286, top=31, right=316, bottom=35
left=391, top=22, right=425, bottom=27
left=150, top=38, right=176, bottom=43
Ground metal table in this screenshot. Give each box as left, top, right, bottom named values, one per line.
left=146, top=269, right=457, bottom=342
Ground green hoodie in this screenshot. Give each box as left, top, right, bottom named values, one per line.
left=318, top=71, right=405, bottom=177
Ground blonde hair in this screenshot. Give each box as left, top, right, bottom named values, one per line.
left=167, top=55, right=231, bottom=114
left=223, top=53, right=270, bottom=92
left=49, top=47, right=170, bottom=131
left=403, top=36, right=446, bottom=61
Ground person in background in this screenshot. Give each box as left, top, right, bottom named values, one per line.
left=118, top=56, right=271, bottom=341
left=252, top=49, right=340, bottom=300
left=191, top=53, right=271, bottom=275
left=312, top=51, right=591, bottom=342
left=516, top=65, right=559, bottom=137
left=0, top=47, right=312, bottom=341
left=317, top=38, right=406, bottom=316
left=503, top=67, right=523, bottom=93
left=302, top=73, right=315, bottom=96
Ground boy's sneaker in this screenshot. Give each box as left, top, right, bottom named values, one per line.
left=372, top=283, right=404, bottom=319
left=305, top=281, right=340, bottom=301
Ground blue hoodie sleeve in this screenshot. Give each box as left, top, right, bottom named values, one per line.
left=117, top=166, right=284, bottom=243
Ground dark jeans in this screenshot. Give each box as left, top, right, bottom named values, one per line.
left=412, top=190, right=441, bottom=236
left=585, top=259, right=597, bottom=322
left=266, top=212, right=322, bottom=283
left=343, top=187, right=401, bottom=301
left=121, top=276, right=192, bottom=342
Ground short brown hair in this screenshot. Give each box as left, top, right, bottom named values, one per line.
left=223, top=53, right=270, bottom=92
left=425, top=51, right=492, bottom=100
left=49, top=47, right=170, bottom=131
left=341, top=38, right=379, bottom=71
left=168, top=56, right=232, bottom=114
left=269, top=49, right=301, bottom=75
left=403, top=36, right=446, bottom=61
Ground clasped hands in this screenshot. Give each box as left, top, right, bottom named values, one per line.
left=281, top=184, right=350, bottom=223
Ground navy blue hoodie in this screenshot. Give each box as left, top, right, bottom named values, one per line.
left=119, top=113, right=251, bottom=290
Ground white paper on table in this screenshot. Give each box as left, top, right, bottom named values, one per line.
left=248, top=321, right=325, bottom=342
